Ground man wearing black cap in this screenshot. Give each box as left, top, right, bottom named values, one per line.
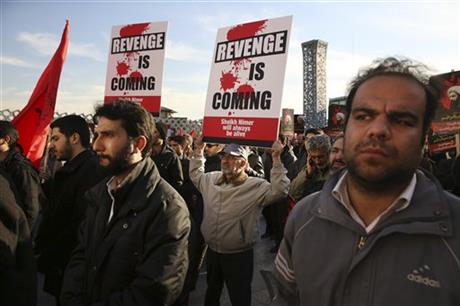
left=190, top=136, right=289, bottom=306
left=151, top=120, right=184, bottom=191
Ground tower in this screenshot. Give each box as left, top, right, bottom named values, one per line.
left=302, top=39, right=327, bottom=128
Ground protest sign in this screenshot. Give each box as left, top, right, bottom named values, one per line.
left=104, top=21, right=167, bottom=116
left=202, top=16, right=292, bottom=147
left=429, top=133, right=457, bottom=153
left=280, top=108, right=294, bottom=137
left=430, top=70, right=460, bottom=134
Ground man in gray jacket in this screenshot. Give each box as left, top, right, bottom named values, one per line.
left=275, top=57, right=460, bottom=305
left=190, top=136, right=289, bottom=306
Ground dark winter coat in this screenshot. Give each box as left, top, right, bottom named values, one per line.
left=204, top=154, right=221, bottom=172
left=36, top=149, right=106, bottom=296
left=61, top=157, right=190, bottom=306
left=152, top=143, right=184, bottom=191
left=0, top=150, right=43, bottom=228
left=0, top=169, right=36, bottom=306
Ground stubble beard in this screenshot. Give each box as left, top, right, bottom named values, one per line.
left=345, top=146, right=417, bottom=193
left=98, top=142, right=133, bottom=176
left=55, top=139, right=73, bottom=161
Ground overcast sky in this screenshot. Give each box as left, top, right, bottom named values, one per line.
left=1, top=0, right=459, bottom=119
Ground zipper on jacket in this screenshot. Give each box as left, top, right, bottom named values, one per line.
left=357, top=236, right=367, bottom=250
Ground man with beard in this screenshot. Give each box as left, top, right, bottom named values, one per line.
left=61, top=101, right=190, bottom=306
left=190, top=137, right=289, bottom=306
left=151, top=121, right=184, bottom=191
left=274, top=57, right=460, bottom=305
left=329, top=132, right=346, bottom=173
left=289, top=134, right=331, bottom=202
left=35, top=115, right=105, bottom=305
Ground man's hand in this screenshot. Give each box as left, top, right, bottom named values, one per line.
left=271, top=140, right=284, bottom=166
left=306, top=154, right=316, bottom=177
left=193, top=134, right=205, bottom=157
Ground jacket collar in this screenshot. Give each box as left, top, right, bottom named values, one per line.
left=108, top=157, right=161, bottom=215
left=1, top=149, right=26, bottom=168
left=314, top=169, right=452, bottom=237
left=58, top=149, right=93, bottom=174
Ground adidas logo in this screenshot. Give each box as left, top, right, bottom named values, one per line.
left=406, top=265, right=440, bottom=288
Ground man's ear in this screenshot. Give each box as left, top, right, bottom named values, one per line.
left=70, top=133, right=80, bottom=145
left=133, top=136, right=147, bottom=154
left=240, top=159, right=248, bottom=170
left=0, top=135, right=11, bottom=146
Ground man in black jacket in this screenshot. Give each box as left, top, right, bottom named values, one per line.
left=61, top=101, right=190, bottom=306
left=0, top=120, right=42, bottom=229
left=0, top=169, right=36, bottom=306
left=151, top=120, right=184, bottom=191
left=35, top=115, right=106, bottom=304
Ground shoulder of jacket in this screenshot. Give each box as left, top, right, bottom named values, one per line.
left=289, top=191, right=321, bottom=223
left=7, top=153, right=34, bottom=172
left=154, top=180, right=188, bottom=215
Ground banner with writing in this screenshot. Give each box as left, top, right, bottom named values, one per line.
left=430, top=70, right=460, bottom=134
left=104, top=21, right=167, bottom=116
left=203, top=16, right=292, bottom=147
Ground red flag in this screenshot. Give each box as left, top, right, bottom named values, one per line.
left=12, top=20, right=69, bottom=168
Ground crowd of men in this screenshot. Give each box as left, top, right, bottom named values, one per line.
left=1, top=56, right=460, bottom=306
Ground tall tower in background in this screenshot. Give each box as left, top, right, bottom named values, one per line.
left=302, top=39, right=327, bottom=128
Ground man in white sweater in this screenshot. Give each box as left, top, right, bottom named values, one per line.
left=189, top=136, right=289, bottom=306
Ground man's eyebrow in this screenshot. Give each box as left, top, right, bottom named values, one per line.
left=95, top=130, right=113, bottom=135
left=351, top=106, right=378, bottom=115
left=387, top=110, right=419, bottom=121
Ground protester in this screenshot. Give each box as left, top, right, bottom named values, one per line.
left=261, top=134, right=297, bottom=252
left=0, top=120, right=43, bottom=228
left=170, top=134, right=202, bottom=306
left=329, top=132, right=346, bottom=173
left=60, top=101, right=190, bottom=306
left=151, top=120, right=184, bottom=191
left=183, top=134, right=194, bottom=159
left=246, top=147, right=265, bottom=178
left=289, top=134, right=331, bottom=202
left=204, top=142, right=225, bottom=172
left=274, top=57, right=460, bottom=305
left=190, top=136, right=289, bottom=306
left=291, top=133, right=305, bottom=158
left=291, top=127, right=324, bottom=177
left=0, top=169, right=36, bottom=306
left=169, top=134, right=187, bottom=159
left=433, top=150, right=457, bottom=192
left=35, top=115, right=106, bottom=305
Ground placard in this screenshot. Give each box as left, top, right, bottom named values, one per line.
left=203, top=16, right=292, bottom=147
left=104, top=21, right=167, bottom=116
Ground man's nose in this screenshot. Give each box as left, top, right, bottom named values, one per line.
left=367, top=116, right=391, bottom=140
left=92, top=137, right=102, bottom=152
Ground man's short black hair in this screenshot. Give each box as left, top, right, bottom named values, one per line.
left=154, top=120, right=168, bottom=141
left=93, top=101, right=155, bottom=158
left=0, top=120, right=19, bottom=147
left=168, top=135, right=186, bottom=146
left=345, top=56, right=442, bottom=144
left=50, top=115, right=91, bottom=148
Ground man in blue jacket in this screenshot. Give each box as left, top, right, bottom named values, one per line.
left=275, top=57, right=460, bottom=305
